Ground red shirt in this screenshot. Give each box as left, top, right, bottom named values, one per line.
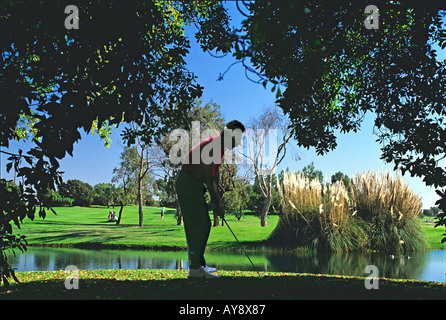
left=184, top=133, right=224, bottom=179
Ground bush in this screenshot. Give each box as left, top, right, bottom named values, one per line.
left=269, top=170, right=428, bottom=253
left=351, top=171, right=428, bottom=252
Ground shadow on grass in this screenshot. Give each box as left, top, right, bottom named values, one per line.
left=25, top=229, right=128, bottom=247
left=2, top=271, right=446, bottom=300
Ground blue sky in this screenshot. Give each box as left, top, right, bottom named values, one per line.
left=0, top=2, right=443, bottom=209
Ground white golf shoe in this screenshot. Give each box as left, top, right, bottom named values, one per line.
left=187, top=266, right=219, bottom=279
left=204, top=265, right=217, bottom=273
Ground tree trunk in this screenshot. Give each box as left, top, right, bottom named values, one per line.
left=213, top=211, right=219, bottom=227
left=116, top=201, right=124, bottom=225
left=138, top=178, right=144, bottom=227
left=175, top=198, right=182, bottom=225
left=261, top=194, right=272, bottom=227
left=259, top=175, right=273, bottom=227
left=137, top=144, right=148, bottom=227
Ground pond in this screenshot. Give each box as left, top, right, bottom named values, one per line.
left=8, top=247, right=446, bottom=283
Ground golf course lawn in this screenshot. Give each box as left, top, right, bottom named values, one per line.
left=14, top=205, right=280, bottom=250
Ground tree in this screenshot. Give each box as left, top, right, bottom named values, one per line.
left=197, top=1, right=446, bottom=241
left=112, top=145, right=153, bottom=227
left=59, top=179, right=95, bottom=207
left=244, top=105, right=293, bottom=226
left=423, top=206, right=441, bottom=217
left=94, top=183, right=119, bottom=207
left=41, top=189, right=73, bottom=207
left=1, top=0, right=217, bottom=163
left=149, top=144, right=183, bottom=225
left=222, top=176, right=250, bottom=220
left=248, top=174, right=281, bottom=217
left=301, top=162, right=324, bottom=185
left=153, top=179, right=177, bottom=207
left=331, top=171, right=350, bottom=189
left=112, top=148, right=137, bottom=205
left=134, top=139, right=151, bottom=227
left=0, top=1, right=230, bottom=284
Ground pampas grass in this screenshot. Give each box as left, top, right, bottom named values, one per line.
left=269, top=170, right=428, bottom=253
left=351, top=171, right=428, bottom=252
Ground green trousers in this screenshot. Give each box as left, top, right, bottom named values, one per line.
left=176, top=170, right=211, bottom=269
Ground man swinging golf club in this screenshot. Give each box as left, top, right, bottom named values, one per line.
left=176, top=120, right=245, bottom=279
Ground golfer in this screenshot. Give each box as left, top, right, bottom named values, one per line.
left=176, top=120, right=245, bottom=279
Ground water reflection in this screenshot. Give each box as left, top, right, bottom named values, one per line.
left=11, top=247, right=188, bottom=272
left=8, top=247, right=446, bottom=283
left=266, top=251, right=432, bottom=280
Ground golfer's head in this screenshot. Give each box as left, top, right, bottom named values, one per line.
left=222, top=120, right=246, bottom=149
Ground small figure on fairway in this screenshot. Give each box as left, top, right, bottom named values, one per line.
left=108, top=210, right=118, bottom=222
left=176, top=120, right=245, bottom=279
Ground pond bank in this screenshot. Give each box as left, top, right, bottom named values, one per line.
left=26, top=242, right=186, bottom=251
left=25, top=241, right=308, bottom=254
left=9, top=246, right=446, bottom=283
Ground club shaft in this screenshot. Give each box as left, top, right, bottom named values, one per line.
left=222, top=217, right=261, bottom=277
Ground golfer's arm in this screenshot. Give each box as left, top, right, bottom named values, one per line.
left=206, top=177, right=222, bottom=206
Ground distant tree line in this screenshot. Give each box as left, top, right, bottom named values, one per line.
left=423, top=206, right=442, bottom=217
left=39, top=175, right=280, bottom=216
left=44, top=162, right=387, bottom=221
left=40, top=179, right=156, bottom=208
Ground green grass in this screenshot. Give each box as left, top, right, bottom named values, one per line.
left=420, top=219, right=445, bottom=250
left=14, top=206, right=279, bottom=250
left=1, top=269, right=445, bottom=300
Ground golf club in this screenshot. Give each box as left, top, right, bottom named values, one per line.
left=221, top=217, right=268, bottom=278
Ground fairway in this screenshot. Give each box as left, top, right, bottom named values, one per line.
left=15, top=206, right=279, bottom=251
left=421, top=221, right=446, bottom=250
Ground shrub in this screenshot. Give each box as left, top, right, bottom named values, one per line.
left=270, top=170, right=428, bottom=253
left=350, top=171, right=428, bottom=252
